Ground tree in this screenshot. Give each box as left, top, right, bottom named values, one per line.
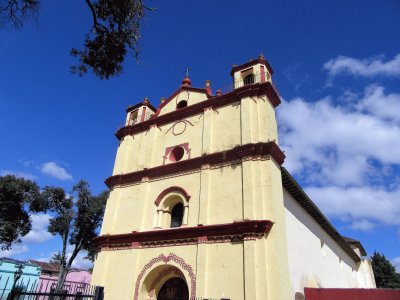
left=0, top=175, right=43, bottom=250
left=371, top=251, right=400, bottom=288
left=41, top=180, right=108, bottom=292
left=50, top=252, right=63, bottom=264
left=0, top=0, right=154, bottom=79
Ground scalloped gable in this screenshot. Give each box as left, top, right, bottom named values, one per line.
left=154, top=86, right=210, bottom=117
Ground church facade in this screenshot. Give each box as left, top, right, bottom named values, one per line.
left=91, top=56, right=376, bottom=300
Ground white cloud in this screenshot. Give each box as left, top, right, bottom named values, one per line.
left=18, top=159, right=34, bottom=167
left=22, top=214, right=53, bottom=244
left=0, top=245, right=29, bottom=257
left=40, top=162, right=73, bottom=181
left=357, top=85, right=400, bottom=123
left=34, top=248, right=93, bottom=270
left=348, top=220, right=376, bottom=232
left=70, top=251, right=93, bottom=270
left=306, top=186, right=400, bottom=226
left=279, top=91, right=400, bottom=185
left=63, top=246, right=93, bottom=270
left=324, top=54, right=400, bottom=78
left=278, top=84, right=400, bottom=229
left=0, top=169, right=36, bottom=180
left=392, top=256, right=400, bottom=272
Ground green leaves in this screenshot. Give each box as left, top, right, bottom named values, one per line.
left=1, top=0, right=152, bottom=79
left=372, top=251, right=400, bottom=288
left=0, top=175, right=41, bottom=250
left=71, top=0, right=149, bottom=79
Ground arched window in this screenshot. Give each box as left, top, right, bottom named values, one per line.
left=177, top=100, right=188, bottom=109
left=170, top=203, right=184, bottom=228
left=244, top=74, right=255, bottom=85
left=154, top=187, right=190, bottom=229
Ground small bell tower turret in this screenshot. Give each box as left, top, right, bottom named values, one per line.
left=125, top=97, right=156, bottom=126
left=231, top=53, right=273, bottom=89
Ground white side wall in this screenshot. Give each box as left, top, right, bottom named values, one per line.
left=283, top=189, right=376, bottom=299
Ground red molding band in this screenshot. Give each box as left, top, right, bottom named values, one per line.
left=94, top=220, right=273, bottom=249
left=105, top=142, right=285, bottom=188
left=116, top=82, right=280, bottom=140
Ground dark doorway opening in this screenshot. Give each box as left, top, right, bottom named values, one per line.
left=157, top=277, right=189, bottom=300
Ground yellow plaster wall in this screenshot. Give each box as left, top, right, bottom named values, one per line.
left=112, top=90, right=279, bottom=176
left=95, top=83, right=290, bottom=300
left=199, top=242, right=244, bottom=299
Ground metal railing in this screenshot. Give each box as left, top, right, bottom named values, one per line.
left=127, top=111, right=154, bottom=126
left=2, top=274, right=103, bottom=300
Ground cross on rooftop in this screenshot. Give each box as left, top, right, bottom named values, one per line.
left=185, top=67, right=191, bottom=78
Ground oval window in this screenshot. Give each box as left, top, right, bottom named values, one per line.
left=177, top=100, right=188, bottom=109
left=169, top=146, right=185, bottom=162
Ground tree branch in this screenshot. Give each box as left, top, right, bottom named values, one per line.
left=84, top=0, right=97, bottom=28
left=83, top=0, right=106, bottom=31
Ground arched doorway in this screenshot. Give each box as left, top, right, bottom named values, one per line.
left=157, top=277, right=189, bottom=300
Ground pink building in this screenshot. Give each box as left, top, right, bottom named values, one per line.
left=29, top=260, right=92, bottom=296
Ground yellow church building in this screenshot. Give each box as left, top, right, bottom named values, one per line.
left=91, top=55, right=376, bottom=300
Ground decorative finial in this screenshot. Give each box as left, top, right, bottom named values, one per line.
left=205, top=80, right=211, bottom=87
left=232, top=63, right=237, bottom=68
left=160, top=97, right=166, bottom=103
left=143, top=97, right=149, bottom=104
left=258, top=53, right=265, bottom=59
left=216, top=89, right=222, bottom=96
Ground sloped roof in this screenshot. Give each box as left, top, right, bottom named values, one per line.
left=29, top=260, right=60, bottom=272
left=1, top=257, right=37, bottom=267
left=343, top=236, right=367, bottom=256
left=281, top=167, right=361, bottom=262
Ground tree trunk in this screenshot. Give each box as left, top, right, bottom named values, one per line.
left=55, top=264, right=68, bottom=294
left=54, top=232, right=69, bottom=295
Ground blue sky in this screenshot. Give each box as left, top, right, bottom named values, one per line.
left=0, top=0, right=399, bottom=269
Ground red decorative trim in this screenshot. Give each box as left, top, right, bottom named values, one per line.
left=304, top=288, right=400, bottom=300
left=140, top=106, right=147, bottom=123
left=105, top=142, right=285, bottom=188
left=165, top=119, right=194, bottom=136
left=116, top=82, right=280, bottom=140
left=155, top=186, right=191, bottom=206
left=133, top=253, right=196, bottom=300
left=260, top=65, right=265, bottom=83
left=94, top=220, right=273, bottom=249
left=231, top=58, right=273, bottom=75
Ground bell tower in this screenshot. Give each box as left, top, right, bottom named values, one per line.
left=91, top=55, right=291, bottom=300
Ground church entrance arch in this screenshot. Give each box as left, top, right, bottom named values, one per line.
left=157, top=277, right=189, bottom=300
left=134, top=253, right=196, bottom=300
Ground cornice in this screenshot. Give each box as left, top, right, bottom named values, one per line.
left=230, top=58, right=274, bottom=75
left=105, top=142, right=285, bottom=188
left=94, top=220, right=273, bottom=250
left=116, top=82, right=280, bottom=140
left=126, top=101, right=157, bottom=113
